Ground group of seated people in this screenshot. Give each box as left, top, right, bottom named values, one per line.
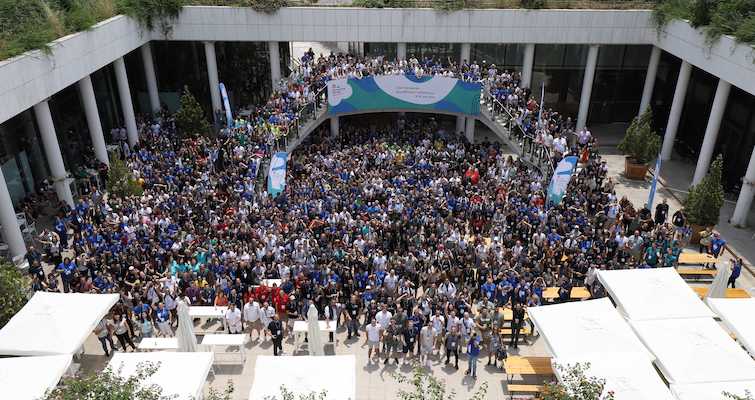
left=22, top=51, right=695, bottom=373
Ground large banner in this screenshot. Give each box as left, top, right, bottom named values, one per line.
left=219, top=83, right=233, bottom=128
left=547, top=156, right=578, bottom=206
left=267, top=152, right=288, bottom=198
left=327, top=75, right=481, bottom=115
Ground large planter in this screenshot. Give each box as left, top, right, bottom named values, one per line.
left=624, top=157, right=649, bottom=180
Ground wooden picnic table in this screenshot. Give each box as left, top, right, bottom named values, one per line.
left=498, top=307, right=529, bottom=321
left=504, top=356, right=554, bottom=383
left=677, top=268, right=717, bottom=280
left=679, top=252, right=717, bottom=265
left=691, top=287, right=751, bottom=299
left=542, top=287, right=591, bottom=301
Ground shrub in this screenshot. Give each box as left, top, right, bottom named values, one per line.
left=542, top=363, right=615, bottom=400
left=521, top=0, right=545, bottom=9
left=617, top=109, right=661, bottom=165
left=116, top=0, right=184, bottom=36
left=247, top=0, right=287, bottom=13
left=106, top=157, right=144, bottom=198
left=175, top=86, right=211, bottom=138
left=0, top=261, right=30, bottom=329
left=684, top=155, right=725, bottom=227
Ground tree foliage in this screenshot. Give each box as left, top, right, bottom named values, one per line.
left=175, top=85, right=211, bottom=138
left=0, top=261, right=30, bottom=329
left=106, top=157, right=144, bottom=198
left=617, top=109, right=661, bottom=165
left=44, top=362, right=234, bottom=400
left=116, top=0, right=184, bottom=36
left=684, top=154, right=725, bottom=227
left=263, top=386, right=328, bottom=400
left=725, top=389, right=755, bottom=400
left=392, top=364, right=488, bottom=400
left=541, top=363, right=615, bottom=400
left=653, top=0, right=755, bottom=48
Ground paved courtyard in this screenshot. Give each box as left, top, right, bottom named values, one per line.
left=72, top=125, right=755, bottom=400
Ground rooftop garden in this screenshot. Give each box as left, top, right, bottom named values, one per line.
left=653, top=0, right=755, bottom=47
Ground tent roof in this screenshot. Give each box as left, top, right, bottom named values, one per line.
left=597, top=268, right=714, bottom=320
left=0, top=292, right=119, bottom=355
left=631, top=318, right=755, bottom=384
left=0, top=355, right=72, bottom=400
left=249, top=355, right=356, bottom=400
left=107, top=352, right=213, bottom=400
left=552, top=355, right=675, bottom=400
left=528, top=298, right=653, bottom=360
left=707, top=298, right=755, bottom=356
left=671, top=380, right=755, bottom=400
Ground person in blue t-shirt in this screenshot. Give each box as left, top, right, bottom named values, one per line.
left=728, top=258, right=743, bottom=288
left=465, top=332, right=481, bottom=379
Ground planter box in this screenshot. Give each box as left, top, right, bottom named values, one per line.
left=624, top=157, right=649, bottom=180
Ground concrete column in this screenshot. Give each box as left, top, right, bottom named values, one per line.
left=661, top=61, right=691, bottom=161
left=77, top=75, right=109, bottom=166
left=397, top=43, right=407, bottom=61
left=732, top=148, right=755, bottom=226
left=521, top=44, right=535, bottom=88
left=465, top=117, right=475, bottom=144
left=0, top=168, right=26, bottom=259
left=638, top=46, right=661, bottom=117
left=113, top=57, right=138, bottom=147
left=460, top=43, right=471, bottom=65
left=577, top=45, right=600, bottom=131
left=140, top=43, right=160, bottom=114
left=203, top=41, right=222, bottom=116
left=692, top=79, right=730, bottom=185
left=456, top=115, right=465, bottom=135
left=330, top=116, right=339, bottom=137
left=33, top=100, right=74, bottom=207
left=269, top=41, right=282, bottom=87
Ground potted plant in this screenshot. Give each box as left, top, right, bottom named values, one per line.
left=617, top=109, right=661, bottom=180
left=685, top=155, right=725, bottom=243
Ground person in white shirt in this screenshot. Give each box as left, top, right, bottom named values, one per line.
left=225, top=303, right=242, bottom=334
left=438, top=279, right=457, bottom=298
left=243, top=298, right=262, bottom=339
left=260, top=302, right=276, bottom=341
left=375, top=304, right=393, bottom=330
left=419, top=321, right=435, bottom=367
left=365, top=318, right=382, bottom=362
left=431, top=310, right=446, bottom=352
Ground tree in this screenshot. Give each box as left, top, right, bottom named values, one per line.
left=44, top=362, right=234, bottom=400
left=392, top=364, right=488, bottom=400
left=541, top=363, right=615, bottom=400
left=106, top=157, right=144, bottom=198
left=263, top=386, right=328, bottom=400
left=684, top=154, right=725, bottom=227
left=725, top=389, right=754, bottom=400
left=617, top=109, right=661, bottom=165
left=0, top=260, right=30, bottom=328
left=175, top=85, right=211, bottom=138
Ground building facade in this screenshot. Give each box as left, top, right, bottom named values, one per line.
left=1, top=7, right=755, bottom=260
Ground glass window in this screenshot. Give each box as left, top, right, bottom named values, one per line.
left=215, top=42, right=275, bottom=111
left=470, top=43, right=524, bottom=70
left=152, top=41, right=211, bottom=114
left=406, top=43, right=459, bottom=66
left=588, top=45, right=652, bottom=124
left=532, top=44, right=588, bottom=117
left=364, top=43, right=397, bottom=60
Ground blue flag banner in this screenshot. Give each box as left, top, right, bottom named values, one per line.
left=647, top=155, right=663, bottom=209
left=547, top=156, right=578, bottom=206
left=267, top=152, right=288, bottom=198
left=219, top=83, right=233, bottom=129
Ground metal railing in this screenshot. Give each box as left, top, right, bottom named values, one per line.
left=481, top=89, right=555, bottom=179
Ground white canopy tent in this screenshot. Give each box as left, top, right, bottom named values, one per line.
left=631, top=318, right=755, bottom=384
left=107, top=352, right=213, bottom=399
left=671, top=381, right=755, bottom=400
left=0, top=292, right=119, bottom=355
left=707, top=298, right=755, bottom=356
left=0, top=355, right=72, bottom=400
left=249, top=355, right=356, bottom=400
left=597, top=268, right=714, bottom=320
left=528, top=298, right=653, bottom=360
left=552, top=355, right=675, bottom=400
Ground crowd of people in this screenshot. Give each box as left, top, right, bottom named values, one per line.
left=21, top=50, right=713, bottom=377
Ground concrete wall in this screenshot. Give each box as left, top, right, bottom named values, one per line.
left=0, top=15, right=148, bottom=124
left=1, top=7, right=755, bottom=125
left=656, top=19, right=755, bottom=96
left=168, top=7, right=655, bottom=44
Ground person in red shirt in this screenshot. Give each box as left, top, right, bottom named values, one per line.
left=465, top=165, right=480, bottom=185
left=255, top=284, right=270, bottom=304
left=272, top=291, right=289, bottom=329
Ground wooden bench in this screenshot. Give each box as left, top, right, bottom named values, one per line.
left=691, top=287, right=751, bottom=298
left=678, top=252, right=717, bottom=265
left=500, top=327, right=533, bottom=336
left=677, top=268, right=717, bottom=281
left=542, top=287, right=591, bottom=301
left=507, top=384, right=543, bottom=398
